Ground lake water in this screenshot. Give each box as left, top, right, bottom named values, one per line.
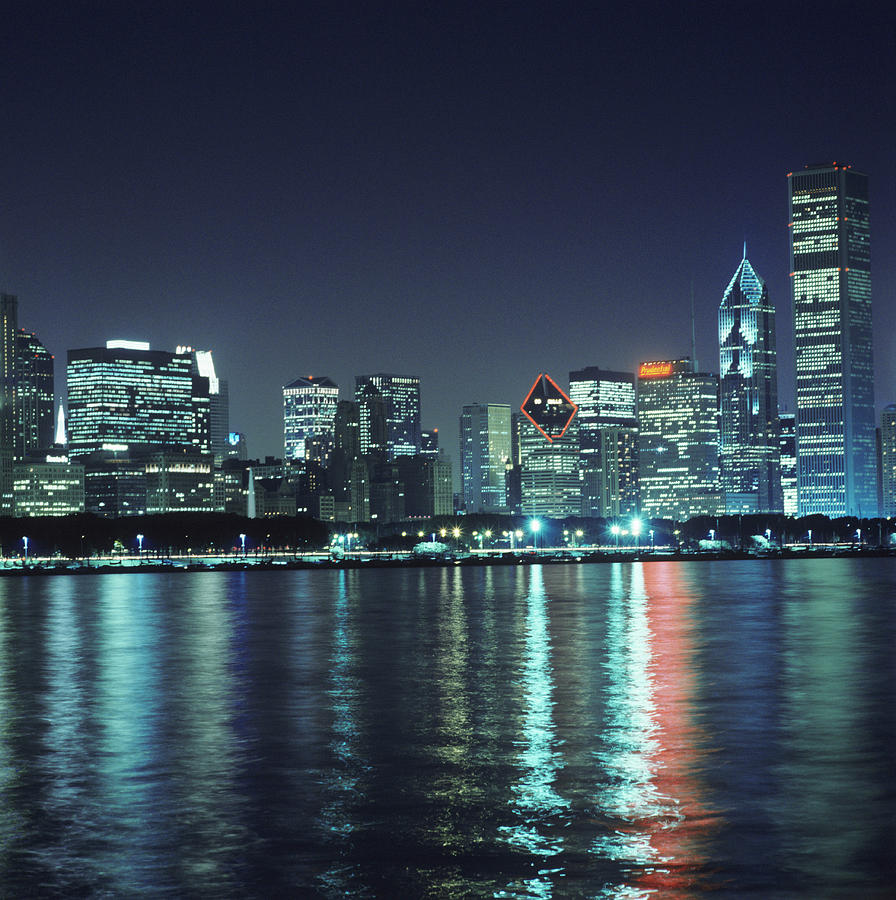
left=0, top=559, right=893, bottom=898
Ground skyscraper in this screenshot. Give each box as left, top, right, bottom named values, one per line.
left=15, top=329, right=55, bottom=459
left=879, top=406, right=896, bottom=518
left=460, top=403, right=512, bottom=513
left=637, top=359, right=723, bottom=521
left=519, top=416, right=581, bottom=518
left=779, top=412, right=798, bottom=516
left=0, top=294, right=18, bottom=513
left=718, top=253, right=782, bottom=513
left=67, top=341, right=196, bottom=457
left=355, top=374, right=421, bottom=459
left=282, top=375, right=339, bottom=463
left=789, top=163, right=875, bottom=517
left=569, top=366, right=638, bottom=518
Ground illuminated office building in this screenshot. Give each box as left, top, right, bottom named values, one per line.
left=789, top=163, right=875, bottom=517
left=145, top=447, right=216, bottom=513
left=779, top=412, right=797, bottom=516
left=637, top=359, right=723, bottom=521
left=0, top=294, right=18, bottom=512
left=880, top=406, right=896, bottom=517
left=67, top=341, right=195, bottom=457
left=519, top=417, right=581, bottom=518
left=356, top=383, right=387, bottom=459
left=282, top=375, right=339, bottom=463
left=355, top=374, right=421, bottom=459
left=15, top=330, right=55, bottom=459
left=460, top=403, right=512, bottom=513
left=569, top=366, right=638, bottom=518
left=181, top=347, right=228, bottom=464
left=421, top=428, right=439, bottom=457
left=718, top=254, right=782, bottom=513
left=13, top=453, right=84, bottom=517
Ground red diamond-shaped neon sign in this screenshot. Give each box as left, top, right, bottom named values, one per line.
left=520, top=373, right=578, bottom=443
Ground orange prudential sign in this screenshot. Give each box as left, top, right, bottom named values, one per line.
left=638, top=361, right=673, bottom=379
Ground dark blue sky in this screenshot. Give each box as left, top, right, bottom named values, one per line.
left=2, top=1, right=895, bottom=462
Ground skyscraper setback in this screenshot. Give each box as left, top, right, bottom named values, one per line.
left=789, top=163, right=875, bottom=517
left=718, top=253, right=781, bottom=513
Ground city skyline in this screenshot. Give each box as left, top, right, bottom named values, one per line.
left=2, top=5, right=895, bottom=463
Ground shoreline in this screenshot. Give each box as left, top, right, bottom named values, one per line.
left=1, top=546, right=894, bottom=575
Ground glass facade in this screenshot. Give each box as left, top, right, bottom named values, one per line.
left=355, top=374, right=421, bottom=460
left=569, top=366, right=638, bottom=518
left=460, top=403, right=512, bottom=513
left=880, top=406, right=896, bottom=518
left=282, top=375, right=339, bottom=462
left=789, top=164, right=876, bottom=517
left=637, top=359, right=723, bottom=521
left=718, top=256, right=782, bottom=513
left=15, top=329, right=55, bottom=460
left=66, top=344, right=196, bottom=457
left=778, top=413, right=798, bottom=516
left=519, top=417, right=581, bottom=518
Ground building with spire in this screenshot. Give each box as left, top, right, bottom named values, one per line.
left=718, top=251, right=782, bottom=513
left=789, top=162, right=875, bottom=517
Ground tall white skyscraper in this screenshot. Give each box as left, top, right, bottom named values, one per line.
left=789, top=163, right=875, bottom=517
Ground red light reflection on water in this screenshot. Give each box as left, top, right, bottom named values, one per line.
left=631, top=561, right=720, bottom=896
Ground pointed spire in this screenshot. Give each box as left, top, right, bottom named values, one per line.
left=743, top=240, right=747, bottom=260
left=690, top=279, right=698, bottom=373
left=55, top=403, right=67, bottom=446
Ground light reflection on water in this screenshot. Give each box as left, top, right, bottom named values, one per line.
left=0, top=561, right=893, bottom=897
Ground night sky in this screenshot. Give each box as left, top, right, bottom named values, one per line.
left=2, top=2, right=895, bottom=466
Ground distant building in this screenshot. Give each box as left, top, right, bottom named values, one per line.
left=569, top=366, right=638, bottom=518
left=356, top=383, right=387, bottom=459
left=282, top=375, right=339, bottom=464
left=144, top=448, right=216, bottom=514
left=182, top=348, right=229, bottom=465
left=421, top=428, right=439, bottom=457
left=82, top=450, right=148, bottom=517
left=397, top=454, right=453, bottom=517
left=789, top=163, right=875, bottom=517
left=15, top=329, right=55, bottom=460
left=718, top=254, right=782, bottom=513
left=880, top=406, right=896, bottom=517
left=355, top=374, right=421, bottom=459
left=13, top=453, right=84, bottom=517
left=779, top=413, right=798, bottom=516
left=637, top=359, right=723, bottom=521
left=67, top=341, right=196, bottom=457
left=460, top=403, right=512, bottom=513
left=0, top=294, right=18, bottom=513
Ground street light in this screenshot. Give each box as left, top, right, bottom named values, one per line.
left=452, top=526, right=461, bottom=550
left=649, top=529, right=655, bottom=551
left=709, top=528, right=715, bottom=543
left=611, top=523, right=620, bottom=549
left=530, top=518, right=541, bottom=553
left=137, top=533, right=144, bottom=556
left=239, top=533, right=246, bottom=556
left=807, top=529, right=812, bottom=546
left=631, top=518, right=642, bottom=548
left=856, top=528, right=862, bottom=545
left=765, top=528, right=772, bottom=545
left=22, top=536, right=28, bottom=561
